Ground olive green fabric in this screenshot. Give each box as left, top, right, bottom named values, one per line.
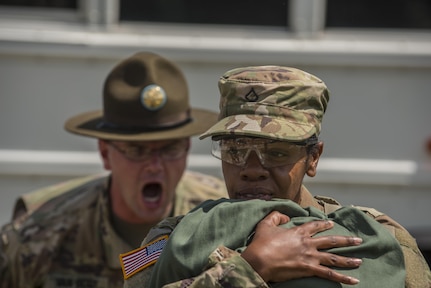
left=150, top=198, right=405, bottom=288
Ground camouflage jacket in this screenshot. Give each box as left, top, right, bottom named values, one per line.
left=123, top=186, right=431, bottom=288
left=0, top=171, right=227, bottom=288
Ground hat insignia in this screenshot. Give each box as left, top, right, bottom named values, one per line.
left=140, top=84, right=167, bottom=111
left=245, top=89, right=259, bottom=102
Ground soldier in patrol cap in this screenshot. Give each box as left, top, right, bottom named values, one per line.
left=0, top=51, right=227, bottom=287
left=123, top=66, right=431, bottom=287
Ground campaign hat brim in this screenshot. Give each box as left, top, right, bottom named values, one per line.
left=65, top=108, right=217, bottom=141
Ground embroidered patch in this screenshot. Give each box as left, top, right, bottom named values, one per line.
left=245, top=88, right=259, bottom=101
left=119, top=235, right=168, bottom=279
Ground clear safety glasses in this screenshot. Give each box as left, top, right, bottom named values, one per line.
left=212, top=137, right=310, bottom=168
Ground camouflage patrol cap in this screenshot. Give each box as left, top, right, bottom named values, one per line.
left=199, top=66, right=330, bottom=141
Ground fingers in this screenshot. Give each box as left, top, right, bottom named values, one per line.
left=313, top=234, right=363, bottom=249
left=258, top=215, right=363, bottom=248
left=313, top=265, right=360, bottom=285
left=300, top=219, right=334, bottom=236
left=318, top=251, right=362, bottom=268
left=286, top=220, right=363, bottom=248
left=245, top=216, right=364, bottom=284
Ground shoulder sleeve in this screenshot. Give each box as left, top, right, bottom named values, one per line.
left=0, top=222, right=48, bottom=287
left=161, top=246, right=268, bottom=288
left=142, top=216, right=183, bottom=246
left=123, top=216, right=183, bottom=288
left=0, top=227, right=13, bottom=287
left=374, top=214, right=431, bottom=288
left=12, top=173, right=108, bottom=220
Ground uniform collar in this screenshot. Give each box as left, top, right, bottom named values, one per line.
left=296, top=185, right=325, bottom=211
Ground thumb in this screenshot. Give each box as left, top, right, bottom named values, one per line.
left=262, top=210, right=291, bottom=226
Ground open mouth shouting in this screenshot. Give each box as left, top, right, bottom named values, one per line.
left=142, top=182, right=163, bottom=207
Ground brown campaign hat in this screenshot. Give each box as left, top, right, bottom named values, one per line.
left=65, top=51, right=217, bottom=141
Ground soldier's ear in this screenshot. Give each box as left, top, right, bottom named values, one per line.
left=306, top=142, right=323, bottom=177
left=98, top=140, right=112, bottom=170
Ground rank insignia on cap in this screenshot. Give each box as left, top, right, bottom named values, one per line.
left=141, top=84, right=167, bottom=111
left=245, top=89, right=259, bottom=102
left=119, top=235, right=168, bottom=279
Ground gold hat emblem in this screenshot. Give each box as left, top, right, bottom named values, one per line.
left=141, top=84, right=167, bottom=111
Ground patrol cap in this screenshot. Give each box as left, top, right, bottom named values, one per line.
left=65, top=51, right=217, bottom=141
left=199, top=66, right=330, bottom=142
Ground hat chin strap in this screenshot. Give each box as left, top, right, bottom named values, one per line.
left=95, top=109, right=193, bottom=134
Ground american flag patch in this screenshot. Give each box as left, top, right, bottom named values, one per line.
left=119, top=235, right=168, bottom=279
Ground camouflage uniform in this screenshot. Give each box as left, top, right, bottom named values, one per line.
left=124, top=186, right=431, bottom=288
left=123, top=65, right=431, bottom=287
left=0, top=171, right=227, bottom=288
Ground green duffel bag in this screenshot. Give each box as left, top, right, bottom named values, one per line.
left=150, top=198, right=405, bottom=288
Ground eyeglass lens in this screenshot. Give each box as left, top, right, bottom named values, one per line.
left=212, top=138, right=307, bottom=168
left=109, top=140, right=188, bottom=162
